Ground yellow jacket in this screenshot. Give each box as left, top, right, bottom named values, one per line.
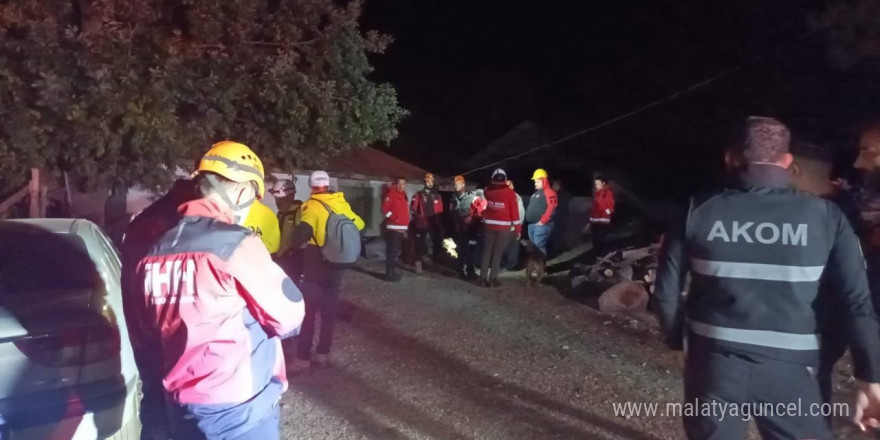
left=299, top=192, right=365, bottom=247
left=243, top=200, right=281, bottom=253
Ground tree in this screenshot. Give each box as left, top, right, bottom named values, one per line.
left=0, top=0, right=406, bottom=191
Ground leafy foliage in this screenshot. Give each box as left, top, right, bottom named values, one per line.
left=0, top=0, right=406, bottom=191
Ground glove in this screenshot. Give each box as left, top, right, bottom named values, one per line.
left=605, top=209, right=611, bottom=215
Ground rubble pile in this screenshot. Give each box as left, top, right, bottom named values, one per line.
left=570, top=244, right=660, bottom=315
left=571, top=245, right=659, bottom=290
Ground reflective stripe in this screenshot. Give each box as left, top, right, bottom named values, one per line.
left=512, top=220, right=522, bottom=225
left=484, top=219, right=513, bottom=226
left=590, top=218, right=610, bottom=223
left=691, top=258, right=824, bottom=282
left=385, top=211, right=392, bottom=218
left=690, top=321, right=820, bottom=350
left=387, top=224, right=408, bottom=231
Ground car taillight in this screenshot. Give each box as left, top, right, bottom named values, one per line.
left=14, top=324, right=120, bottom=367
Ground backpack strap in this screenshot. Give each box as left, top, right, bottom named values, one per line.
left=307, top=198, right=336, bottom=246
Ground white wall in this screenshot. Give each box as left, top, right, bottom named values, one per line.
left=123, top=170, right=422, bottom=237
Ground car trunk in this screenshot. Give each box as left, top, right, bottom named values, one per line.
left=0, top=226, right=123, bottom=426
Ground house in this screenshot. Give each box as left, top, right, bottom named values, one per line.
left=122, top=147, right=432, bottom=238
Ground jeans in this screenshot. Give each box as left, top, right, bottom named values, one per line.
left=296, top=268, right=345, bottom=360
left=527, top=222, right=553, bottom=256
left=481, top=229, right=513, bottom=282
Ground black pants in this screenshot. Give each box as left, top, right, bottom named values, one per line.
left=415, top=217, right=444, bottom=260
left=385, top=230, right=404, bottom=276
left=591, top=222, right=611, bottom=257
left=684, top=344, right=832, bottom=440
left=453, top=229, right=478, bottom=275
left=481, top=229, right=512, bottom=282
left=296, top=268, right=345, bottom=360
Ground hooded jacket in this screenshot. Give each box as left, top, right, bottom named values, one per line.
left=525, top=177, right=558, bottom=224
left=382, top=185, right=410, bottom=232
left=590, top=187, right=615, bottom=224
left=483, top=182, right=522, bottom=233
left=133, top=198, right=305, bottom=438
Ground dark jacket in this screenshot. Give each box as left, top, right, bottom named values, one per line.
left=654, top=165, right=880, bottom=382
left=525, top=178, right=558, bottom=224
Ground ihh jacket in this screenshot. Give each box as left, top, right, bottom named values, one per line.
left=382, top=185, right=410, bottom=232
left=133, top=198, right=305, bottom=438
left=590, top=187, right=615, bottom=224
left=483, top=182, right=522, bottom=234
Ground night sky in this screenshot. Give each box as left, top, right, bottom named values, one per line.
left=361, top=0, right=875, bottom=199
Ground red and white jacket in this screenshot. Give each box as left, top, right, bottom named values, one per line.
left=382, top=185, right=410, bottom=232
left=483, top=182, right=522, bottom=234
left=131, top=199, right=305, bottom=438
left=590, top=187, right=615, bottom=224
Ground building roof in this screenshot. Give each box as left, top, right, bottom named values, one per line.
left=318, top=147, right=430, bottom=182
left=461, top=120, right=550, bottom=171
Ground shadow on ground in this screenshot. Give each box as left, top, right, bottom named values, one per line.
left=289, top=301, right=664, bottom=440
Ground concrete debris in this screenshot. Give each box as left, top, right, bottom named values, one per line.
left=570, top=244, right=659, bottom=292
left=598, top=281, right=649, bottom=315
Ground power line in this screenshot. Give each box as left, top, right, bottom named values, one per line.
left=459, top=26, right=826, bottom=177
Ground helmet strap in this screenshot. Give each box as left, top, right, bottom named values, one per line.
left=204, top=173, right=256, bottom=223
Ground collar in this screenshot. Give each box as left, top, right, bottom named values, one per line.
left=737, top=164, right=793, bottom=189
left=178, top=198, right=235, bottom=224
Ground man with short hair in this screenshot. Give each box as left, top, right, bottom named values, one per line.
left=288, top=171, right=364, bottom=371
left=382, top=176, right=409, bottom=282
left=655, top=117, right=880, bottom=439
left=131, top=141, right=305, bottom=440
left=410, top=172, right=445, bottom=272
left=449, top=175, right=485, bottom=279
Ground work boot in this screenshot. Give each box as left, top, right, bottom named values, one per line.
left=479, top=279, right=490, bottom=288
left=491, top=279, right=502, bottom=288
left=387, top=272, right=402, bottom=282
left=313, top=353, right=330, bottom=367
left=415, top=261, right=423, bottom=274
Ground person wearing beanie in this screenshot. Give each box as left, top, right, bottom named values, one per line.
left=480, top=169, right=521, bottom=287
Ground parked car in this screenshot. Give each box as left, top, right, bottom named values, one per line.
left=0, top=219, right=140, bottom=439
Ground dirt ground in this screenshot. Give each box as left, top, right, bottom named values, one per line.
left=278, top=261, right=874, bottom=440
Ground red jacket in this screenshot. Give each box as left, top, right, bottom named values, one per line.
left=132, top=199, right=305, bottom=438
left=483, top=182, right=521, bottom=234
left=410, top=187, right=444, bottom=228
left=382, top=185, right=410, bottom=232
left=590, top=187, right=615, bottom=224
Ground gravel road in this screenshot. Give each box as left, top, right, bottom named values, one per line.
left=278, top=261, right=871, bottom=440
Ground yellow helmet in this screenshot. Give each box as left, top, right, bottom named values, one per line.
left=196, top=141, right=266, bottom=199
left=531, top=168, right=548, bottom=180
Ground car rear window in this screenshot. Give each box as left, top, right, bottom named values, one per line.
left=0, top=226, right=101, bottom=296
